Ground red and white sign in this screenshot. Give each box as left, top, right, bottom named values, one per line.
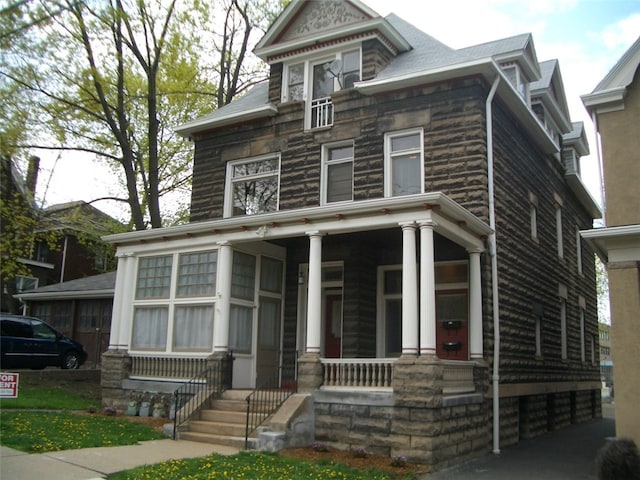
left=0, top=372, right=19, bottom=398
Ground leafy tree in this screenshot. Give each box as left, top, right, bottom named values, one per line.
left=1, top=0, right=286, bottom=230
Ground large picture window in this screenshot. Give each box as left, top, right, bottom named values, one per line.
left=177, top=250, right=217, bottom=297
left=136, top=255, right=172, bottom=299
left=225, top=156, right=280, bottom=217
left=384, top=129, right=424, bottom=197
left=132, top=307, right=168, bottom=350
left=322, top=143, right=353, bottom=204
left=132, top=250, right=217, bottom=353
left=173, top=305, right=214, bottom=351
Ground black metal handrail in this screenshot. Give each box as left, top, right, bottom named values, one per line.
left=244, top=356, right=297, bottom=449
left=172, top=352, right=233, bottom=439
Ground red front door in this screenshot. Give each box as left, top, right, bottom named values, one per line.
left=435, top=290, right=469, bottom=360
left=324, top=293, right=342, bottom=358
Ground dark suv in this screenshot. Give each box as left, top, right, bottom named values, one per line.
left=0, top=314, right=87, bottom=369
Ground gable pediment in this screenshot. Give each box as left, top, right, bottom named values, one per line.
left=279, top=0, right=372, bottom=43
left=255, top=0, right=410, bottom=62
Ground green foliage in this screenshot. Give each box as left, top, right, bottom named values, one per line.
left=109, top=451, right=394, bottom=480
left=0, top=411, right=163, bottom=453
left=1, top=0, right=285, bottom=229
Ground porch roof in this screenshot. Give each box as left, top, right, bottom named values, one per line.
left=103, top=193, right=492, bottom=254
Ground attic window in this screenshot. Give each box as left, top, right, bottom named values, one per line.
left=501, top=63, right=529, bottom=102
left=282, top=48, right=361, bottom=129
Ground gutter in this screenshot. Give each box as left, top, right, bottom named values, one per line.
left=486, top=75, right=501, bottom=455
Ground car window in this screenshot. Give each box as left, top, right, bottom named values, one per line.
left=1, top=320, right=33, bottom=338
left=31, top=320, right=57, bottom=340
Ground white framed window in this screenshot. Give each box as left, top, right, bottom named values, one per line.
left=578, top=296, right=586, bottom=363
left=136, top=255, right=173, bottom=299
left=576, top=227, right=583, bottom=274
left=384, top=129, right=424, bottom=197
left=131, top=250, right=217, bottom=353
left=15, top=275, right=38, bottom=293
left=132, top=306, right=169, bottom=350
left=559, top=284, right=568, bottom=360
left=173, top=305, right=214, bottom=351
left=535, top=315, right=542, bottom=357
left=282, top=48, right=361, bottom=129
left=229, top=251, right=257, bottom=354
left=322, top=142, right=354, bottom=204
left=529, top=192, right=538, bottom=241
left=225, top=155, right=280, bottom=217
left=285, top=62, right=305, bottom=101
left=501, top=62, right=529, bottom=103
left=555, top=195, right=564, bottom=259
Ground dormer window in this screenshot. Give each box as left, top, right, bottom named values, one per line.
left=282, top=48, right=361, bottom=129
left=501, top=62, right=529, bottom=103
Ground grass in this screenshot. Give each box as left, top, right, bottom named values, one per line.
left=108, top=451, right=397, bottom=480
left=0, top=385, right=99, bottom=410
left=0, top=411, right=164, bottom=453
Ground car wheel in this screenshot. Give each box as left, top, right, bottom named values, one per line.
left=62, top=351, right=81, bottom=370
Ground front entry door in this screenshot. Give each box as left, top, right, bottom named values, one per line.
left=324, top=292, right=342, bottom=358
left=256, top=297, right=281, bottom=386
left=435, top=290, right=469, bottom=360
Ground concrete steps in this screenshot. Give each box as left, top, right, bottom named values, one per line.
left=179, top=389, right=259, bottom=449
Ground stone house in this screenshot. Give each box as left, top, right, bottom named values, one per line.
left=581, top=35, right=640, bottom=446
left=102, top=0, right=602, bottom=470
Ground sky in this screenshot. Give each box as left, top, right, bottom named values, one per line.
left=36, top=0, right=640, bottom=221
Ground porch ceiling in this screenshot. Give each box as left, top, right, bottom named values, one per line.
left=104, top=192, right=492, bottom=254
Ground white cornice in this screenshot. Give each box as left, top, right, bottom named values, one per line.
left=175, top=104, right=278, bottom=138
left=103, top=193, right=492, bottom=253
left=581, top=86, right=627, bottom=115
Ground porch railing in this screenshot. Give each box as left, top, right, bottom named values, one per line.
left=172, top=352, right=233, bottom=439
left=311, top=96, right=333, bottom=128
left=130, top=355, right=208, bottom=380
left=321, top=358, right=395, bottom=390
left=441, top=360, right=476, bottom=394
left=244, top=357, right=297, bottom=449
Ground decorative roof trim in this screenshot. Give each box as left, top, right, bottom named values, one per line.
left=267, top=30, right=397, bottom=63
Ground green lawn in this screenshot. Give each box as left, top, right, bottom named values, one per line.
left=108, top=451, right=397, bottom=480
left=0, top=411, right=164, bottom=452
left=0, top=385, right=99, bottom=410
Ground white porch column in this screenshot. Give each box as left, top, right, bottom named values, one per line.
left=115, top=253, right=136, bottom=349
left=469, top=249, right=484, bottom=359
left=214, top=242, right=232, bottom=353
left=419, top=220, right=437, bottom=356
left=401, top=222, right=419, bottom=356
left=108, top=253, right=127, bottom=349
left=305, top=231, right=323, bottom=355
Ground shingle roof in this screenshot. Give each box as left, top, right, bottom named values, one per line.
left=530, top=59, right=557, bottom=91
left=23, top=271, right=116, bottom=295
left=457, top=33, right=531, bottom=60
left=591, top=35, right=640, bottom=93
left=372, top=14, right=468, bottom=81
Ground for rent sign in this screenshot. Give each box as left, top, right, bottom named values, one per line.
left=0, top=372, right=19, bottom=398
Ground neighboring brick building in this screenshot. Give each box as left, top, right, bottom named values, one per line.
left=102, top=0, right=601, bottom=470
left=582, top=35, right=640, bottom=446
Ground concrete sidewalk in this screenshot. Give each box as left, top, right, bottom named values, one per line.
left=425, top=405, right=616, bottom=479
left=1, top=439, right=239, bottom=480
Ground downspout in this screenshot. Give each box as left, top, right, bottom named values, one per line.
left=486, top=75, right=501, bottom=455
left=60, top=235, right=69, bottom=283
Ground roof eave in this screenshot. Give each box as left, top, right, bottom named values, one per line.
left=175, top=104, right=279, bottom=138
left=581, top=86, right=627, bottom=114
left=15, top=289, right=115, bottom=301
left=565, top=173, right=602, bottom=219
